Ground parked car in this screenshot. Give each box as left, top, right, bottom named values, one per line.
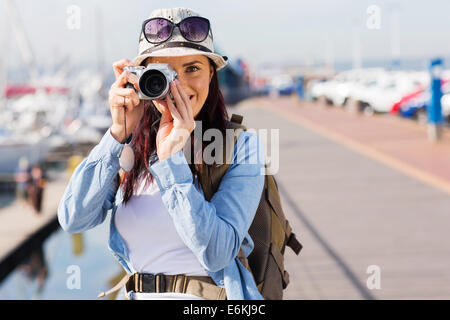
left=308, top=68, right=432, bottom=116
left=325, top=69, right=385, bottom=107
left=391, top=79, right=450, bottom=122
left=439, top=93, right=450, bottom=122
left=351, top=71, right=427, bottom=115
left=268, top=74, right=296, bottom=96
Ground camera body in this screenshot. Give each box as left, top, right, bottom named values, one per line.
left=124, top=63, right=178, bottom=100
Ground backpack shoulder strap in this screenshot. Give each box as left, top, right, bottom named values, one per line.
left=266, top=172, right=302, bottom=255
left=199, top=114, right=247, bottom=201
left=202, top=113, right=255, bottom=276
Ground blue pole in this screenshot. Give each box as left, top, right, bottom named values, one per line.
left=428, top=58, right=443, bottom=141
left=296, top=76, right=304, bottom=99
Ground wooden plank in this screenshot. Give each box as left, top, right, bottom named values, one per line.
left=0, top=170, right=68, bottom=281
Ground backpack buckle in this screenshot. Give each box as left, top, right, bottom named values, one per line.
left=230, top=114, right=243, bottom=124
left=287, top=232, right=303, bottom=255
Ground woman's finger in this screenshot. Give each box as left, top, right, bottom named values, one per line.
left=113, top=71, right=129, bottom=88
left=153, top=98, right=168, bottom=112
left=112, top=87, right=135, bottom=97
left=114, top=71, right=139, bottom=90
left=112, top=59, right=133, bottom=79
left=110, top=88, right=140, bottom=108
left=176, top=80, right=193, bottom=120
left=115, top=87, right=140, bottom=105
left=170, top=80, right=188, bottom=120
left=127, top=73, right=140, bottom=91
left=110, top=95, right=128, bottom=109
left=166, top=94, right=182, bottom=120
left=110, top=94, right=137, bottom=111
left=126, top=91, right=140, bottom=108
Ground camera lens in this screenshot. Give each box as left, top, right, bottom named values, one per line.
left=139, top=69, right=167, bottom=98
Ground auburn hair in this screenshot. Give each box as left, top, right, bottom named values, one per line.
left=120, top=58, right=229, bottom=204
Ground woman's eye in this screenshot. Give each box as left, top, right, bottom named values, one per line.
left=186, top=65, right=199, bottom=72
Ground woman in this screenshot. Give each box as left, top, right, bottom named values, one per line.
left=58, top=7, right=265, bottom=300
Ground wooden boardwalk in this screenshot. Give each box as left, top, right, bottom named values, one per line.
left=3, top=97, right=450, bottom=299
left=0, top=169, right=68, bottom=281
left=231, top=96, right=450, bottom=299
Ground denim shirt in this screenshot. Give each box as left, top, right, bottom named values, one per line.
left=57, top=127, right=265, bottom=300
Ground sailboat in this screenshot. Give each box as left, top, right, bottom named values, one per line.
left=0, top=0, right=53, bottom=182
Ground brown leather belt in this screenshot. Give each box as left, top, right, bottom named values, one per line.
left=126, top=273, right=209, bottom=293
left=98, top=272, right=227, bottom=300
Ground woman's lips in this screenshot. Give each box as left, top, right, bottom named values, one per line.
left=189, top=95, right=194, bottom=100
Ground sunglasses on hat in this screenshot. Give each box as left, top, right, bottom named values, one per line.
left=142, top=16, right=212, bottom=44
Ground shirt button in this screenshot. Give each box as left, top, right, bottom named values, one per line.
left=219, top=280, right=224, bottom=285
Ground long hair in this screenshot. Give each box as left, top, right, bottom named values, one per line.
left=120, top=58, right=229, bottom=204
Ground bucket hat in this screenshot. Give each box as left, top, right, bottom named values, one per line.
left=133, top=7, right=228, bottom=71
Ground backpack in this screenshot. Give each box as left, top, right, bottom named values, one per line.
left=197, top=113, right=303, bottom=300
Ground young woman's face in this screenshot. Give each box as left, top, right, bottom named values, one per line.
left=144, top=54, right=214, bottom=119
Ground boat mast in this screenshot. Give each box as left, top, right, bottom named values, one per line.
left=389, top=2, right=401, bottom=69
left=352, top=18, right=362, bottom=70
left=95, top=6, right=105, bottom=79
left=0, top=0, right=10, bottom=112
left=5, top=0, right=38, bottom=84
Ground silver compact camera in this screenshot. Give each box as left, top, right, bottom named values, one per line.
left=124, top=63, right=178, bottom=100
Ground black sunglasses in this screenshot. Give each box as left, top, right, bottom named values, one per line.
left=142, top=16, right=212, bottom=44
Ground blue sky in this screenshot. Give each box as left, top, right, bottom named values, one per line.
left=2, top=0, right=450, bottom=72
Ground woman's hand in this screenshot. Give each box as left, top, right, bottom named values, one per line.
left=154, top=79, right=196, bottom=162
left=108, top=58, right=144, bottom=143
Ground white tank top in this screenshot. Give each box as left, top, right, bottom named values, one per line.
left=114, top=174, right=209, bottom=278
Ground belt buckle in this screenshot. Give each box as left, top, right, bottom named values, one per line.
left=155, top=273, right=166, bottom=293
left=140, top=273, right=154, bottom=293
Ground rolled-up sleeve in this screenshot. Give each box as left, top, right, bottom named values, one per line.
left=149, top=131, right=265, bottom=272
left=57, top=128, right=127, bottom=234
